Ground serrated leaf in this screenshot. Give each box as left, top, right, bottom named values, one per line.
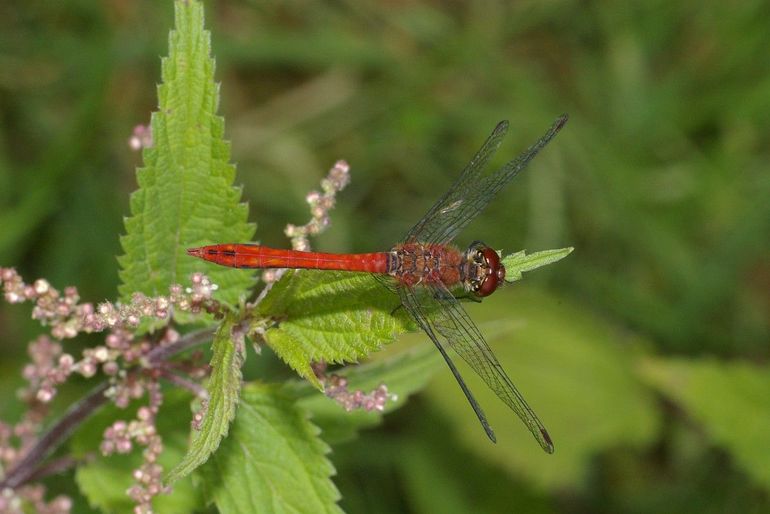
left=117, top=0, right=255, bottom=310
left=166, top=315, right=244, bottom=484
left=639, top=357, right=770, bottom=490
left=198, top=383, right=343, bottom=514
left=290, top=341, right=444, bottom=444
left=259, top=270, right=411, bottom=389
left=72, top=391, right=203, bottom=514
left=501, top=247, right=573, bottom=282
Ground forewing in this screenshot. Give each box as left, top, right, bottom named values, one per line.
left=404, top=120, right=509, bottom=244
left=406, top=115, right=568, bottom=245
left=404, top=282, right=554, bottom=453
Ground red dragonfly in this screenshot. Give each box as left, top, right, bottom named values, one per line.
left=188, top=116, right=567, bottom=453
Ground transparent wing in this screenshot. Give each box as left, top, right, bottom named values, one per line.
left=404, top=120, right=508, bottom=244
left=396, top=283, right=497, bottom=443
left=404, top=115, right=568, bottom=245
left=397, top=281, right=554, bottom=453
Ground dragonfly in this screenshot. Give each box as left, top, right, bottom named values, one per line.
left=187, top=115, right=567, bottom=453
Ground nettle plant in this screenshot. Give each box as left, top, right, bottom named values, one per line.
left=0, top=2, right=570, bottom=513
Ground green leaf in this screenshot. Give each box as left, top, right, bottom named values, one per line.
left=425, top=285, right=658, bottom=490
left=291, top=341, right=444, bottom=444
left=259, top=271, right=412, bottom=389
left=72, top=391, right=203, bottom=514
left=639, top=357, right=770, bottom=490
left=117, top=0, right=255, bottom=309
left=166, top=315, right=244, bottom=484
left=501, top=247, right=573, bottom=282
left=198, top=383, right=343, bottom=514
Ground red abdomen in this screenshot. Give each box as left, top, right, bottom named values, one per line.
left=187, top=244, right=389, bottom=273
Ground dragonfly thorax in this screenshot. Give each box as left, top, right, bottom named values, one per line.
left=463, top=242, right=505, bottom=297
left=388, top=241, right=504, bottom=297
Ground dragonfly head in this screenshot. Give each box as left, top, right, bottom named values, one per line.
left=465, top=242, right=506, bottom=298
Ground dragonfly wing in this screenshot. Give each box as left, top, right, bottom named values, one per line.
left=404, top=120, right=509, bottom=244
left=396, top=283, right=497, bottom=442
left=405, top=115, right=568, bottom=245
left=401, top=281, right=554, bottom=453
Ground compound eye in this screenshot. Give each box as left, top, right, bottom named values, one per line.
left=481, top=247, right=500, bottom=270
left=475, top=273, right=499, bottom=297
left=476, top=247, right=503, bottom=297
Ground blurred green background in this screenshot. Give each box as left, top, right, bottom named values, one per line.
left=1, top=1, right=769, bottom=513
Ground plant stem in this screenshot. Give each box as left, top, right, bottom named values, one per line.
left=26, top=456, right=81, bottom=483
left=159, top=369, right=209, bottom=399
left=144, top=327, right=215, bottom=366
left=0, top=382, right=109, bottom=489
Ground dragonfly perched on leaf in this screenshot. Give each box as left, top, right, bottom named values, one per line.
left=188, top=115, right=568, bottom=453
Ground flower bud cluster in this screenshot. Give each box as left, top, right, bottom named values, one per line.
left=324, top=375, right=395, bottom=413
left=312, top=362, right=397, bottom=413
left=0, top=269, right=218, bottom=513
left=0, top=269, right=218, bottom=340
left=1, top=270, right=216, bottom=409
left=268, top=160, right=350, bottom=283
left=101, top=381, right=167, bottom=514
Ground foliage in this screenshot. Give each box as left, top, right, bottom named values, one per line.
left=0, top=3, right=571, bottom=511
left=501, top=247, right=573, bottom=282
left=640, top=357, right=770, bottom=490
left=0, top=0, right=768, bottom=513
left=199, top=384, right=343, bottom=514
left=117, top=0, right=255, bottom=311
left=293, top=341, right=444, bottom=444
left=166, top=316, right=244, bottom=485
left=257, top=271, right=411, bottom=389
